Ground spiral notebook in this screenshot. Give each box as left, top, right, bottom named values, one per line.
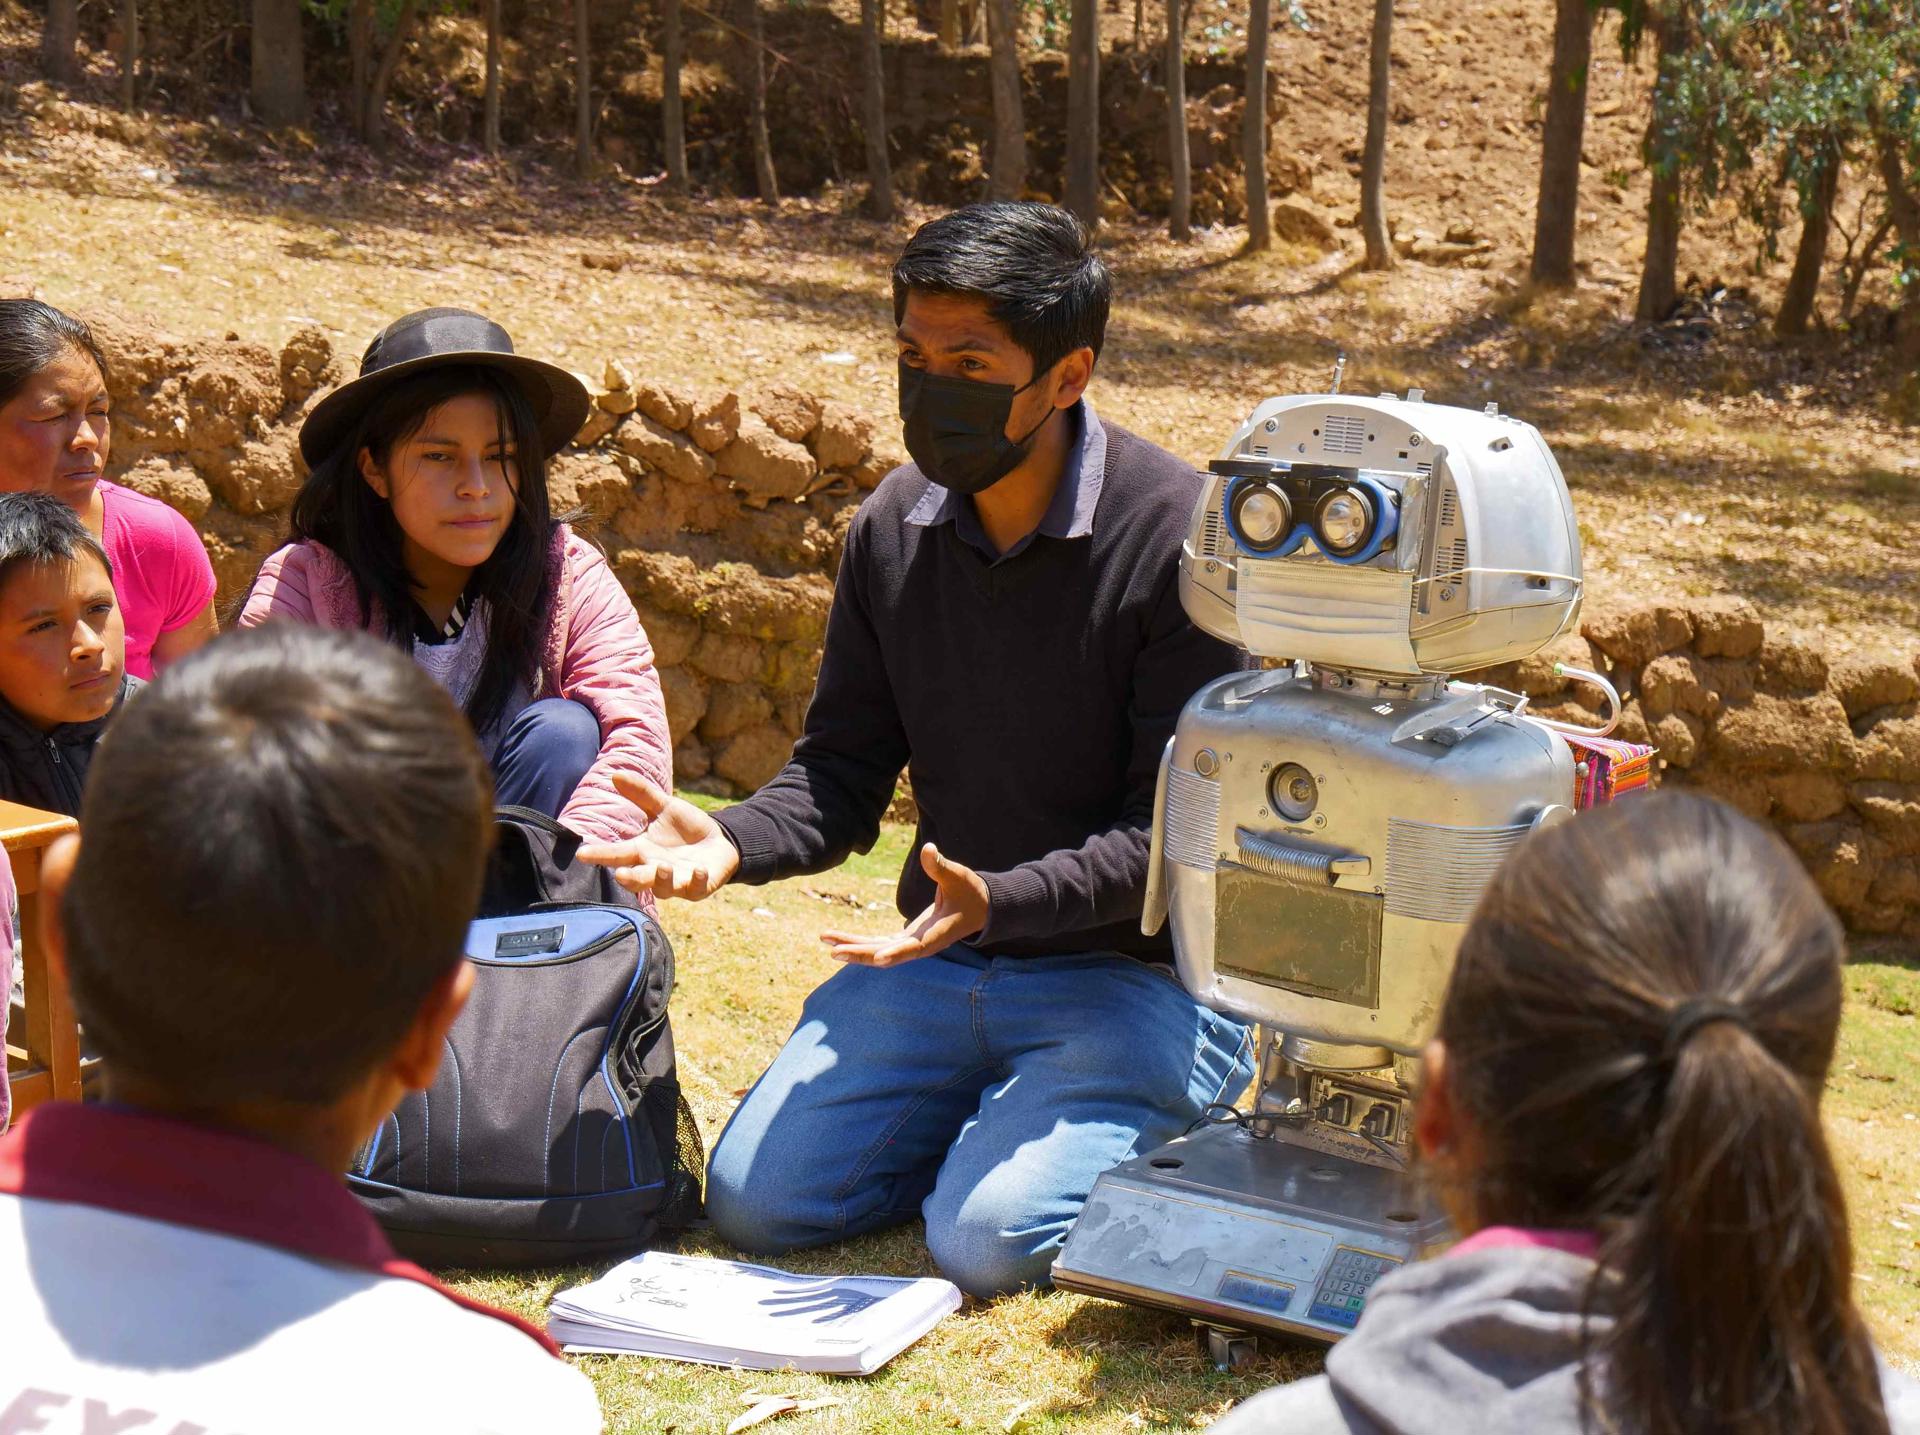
left=548, top=1251, right=962, bottom=1375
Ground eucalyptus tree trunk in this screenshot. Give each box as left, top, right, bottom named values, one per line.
left=119, top=0, right=139, bottom=110
left=1530, top=0, right=1594, bottom=286
left=363, top=0, right=417, bottom=151
left=1634, top=7, right=1689, bottom=321
left=1776, top=154, right=1840, bottom=337
left=348, top=0, right=371, bottom=137
left=1878, top=125, right=1920, bottom=354
left=742, top=0, right=778, bottom=203
left=1243, top=0, right=1271, bottom=252
left=1635, top=158, right=1682, bottom=321
left=42, top=0, right=79, bottom=81
left=1064, top=0, right=1099, bottom=227
left=250, top=0, right=307, bottom=125
left=860, top=0, right=893, bottom=219
left=986, top=0, right=1027, bottom=200
left=663, top=0, right=687, bottom=185
left=574, top=0, right=594, bottom=177
left=483, top=0, right=503, bottom=154
left=1359, top=0, right=1393, bottom=269
left=1166, top=0, right=1190, bottom=241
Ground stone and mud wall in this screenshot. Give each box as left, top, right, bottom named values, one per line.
left=87, top=316, right=899, bottom=798
left=80, top=313, right=1919, bottom=942
left=1472, top=598, right=1920, bottom=944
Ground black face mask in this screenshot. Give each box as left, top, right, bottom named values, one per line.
left=898, top=359, right=1057, bottom=496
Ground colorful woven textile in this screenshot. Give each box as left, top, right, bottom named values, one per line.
left=1558, top=732, right=1658, bottom=809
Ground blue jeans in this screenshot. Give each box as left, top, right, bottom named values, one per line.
left=490, top=698, right=600, bottom=819
left=705, top=948, right=1254, bottom=1297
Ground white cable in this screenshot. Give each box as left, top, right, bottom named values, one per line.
left=1521, top=663, right=1621, bottom=739
left=1408, top=567, right=1584, bottom=591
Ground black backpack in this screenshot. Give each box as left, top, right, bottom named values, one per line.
left=348, top=807, right=704, bottom=1268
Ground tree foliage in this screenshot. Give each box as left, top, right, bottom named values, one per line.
left=1644, top=1, right=1920, bottom=321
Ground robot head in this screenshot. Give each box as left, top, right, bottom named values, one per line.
left=1181, top=393, right=1583, bottom=675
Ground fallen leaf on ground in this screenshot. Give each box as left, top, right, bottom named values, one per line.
left=728, top=1398, right=797, bottom=1433
left=727, top=1396, right=845, bottom=1432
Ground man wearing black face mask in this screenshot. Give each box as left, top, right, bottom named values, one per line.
left=580, top=202, right=1249, bottom=1298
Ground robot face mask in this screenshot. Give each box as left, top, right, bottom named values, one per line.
left=1237, top=561, right=1420, bottom=675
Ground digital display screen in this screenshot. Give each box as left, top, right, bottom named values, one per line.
left=1216, top=1271, right=1297, bottom=1316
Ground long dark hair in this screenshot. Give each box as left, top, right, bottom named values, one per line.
left=1435, top=791, right=1888, bottom=1435
left=285, top=364, right=557, bottom=736
left=0, top=299, right=110, bottom=407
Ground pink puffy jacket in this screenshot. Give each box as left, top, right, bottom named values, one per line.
left=237, top=526, right=671, bottom=853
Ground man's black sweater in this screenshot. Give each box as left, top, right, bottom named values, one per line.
left=715, top=421, right=1239, bottom=962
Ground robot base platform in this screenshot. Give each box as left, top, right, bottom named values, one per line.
left=1051, top=1120, right=1450, bottom=1344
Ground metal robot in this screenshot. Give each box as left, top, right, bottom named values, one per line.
left=1052, top=389, right=1597, bottom=1360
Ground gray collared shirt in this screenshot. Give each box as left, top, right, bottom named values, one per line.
left=903, top=400, right=1108, bottom=564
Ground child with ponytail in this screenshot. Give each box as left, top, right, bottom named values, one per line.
left=1211, top=790, right=1919, bottom=1435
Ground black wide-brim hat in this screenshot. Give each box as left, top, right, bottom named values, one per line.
left=299, top=307, right=592, bottom=467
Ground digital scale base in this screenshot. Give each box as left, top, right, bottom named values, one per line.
left=1052, top=1119, right=1450, bottom=1347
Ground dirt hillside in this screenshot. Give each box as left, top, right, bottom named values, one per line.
left=0, top=0, right=1914, bottom=663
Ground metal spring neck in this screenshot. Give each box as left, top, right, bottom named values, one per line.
left=1235, top=828, right=1335, bottom=886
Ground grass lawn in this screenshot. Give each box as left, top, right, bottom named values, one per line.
left=451, top=805, right=1920, bottom=1433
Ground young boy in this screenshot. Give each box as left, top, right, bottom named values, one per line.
left=582, top=202, right=1252, bottom=1297
left=0, top=491, right=138, bottom=816
left=0, top=625, right=601, bottom=1433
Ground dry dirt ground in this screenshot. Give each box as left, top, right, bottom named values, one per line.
left=2, top=0, right=1918, bottom=656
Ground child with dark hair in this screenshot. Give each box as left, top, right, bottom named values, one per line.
left=0, top=624, right=601, bottom=1431
left=1210, top=791, right=1919, bottom=1435
left=238, top=307, right=670, bottom=846
left=0, top=299, right=218, bottom=678
left=581, top=201, right=1250, bottom=1297
left=0, top=491, right=139, bottom=816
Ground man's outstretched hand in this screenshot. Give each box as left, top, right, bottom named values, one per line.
left=820, top=842, right=989, bottom=968
left=576, top=773, right=742, bottom=901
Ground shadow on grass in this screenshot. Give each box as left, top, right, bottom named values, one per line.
left=1027, top=1295, right=1328, bottom=1428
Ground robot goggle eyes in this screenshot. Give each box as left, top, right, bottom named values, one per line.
left=1225, top=474, right=1399, bottom=564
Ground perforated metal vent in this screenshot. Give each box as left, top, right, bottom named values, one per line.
left=1438, top=488, right=1458, bottom=529
left=1385, top=819, right=1531, bottom=923
left=1164, top=767, right=1222, bottom=870
left=1443, top=537, right=1469, bottom=579
left=1323, top=415, right=1366, bottom=455
left=1199, top=502, right=1227, bottom=559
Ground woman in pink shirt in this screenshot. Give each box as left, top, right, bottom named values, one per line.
left=0, top=847, right=14, bottom=1133
left=0, top=301, right=218, bottom=679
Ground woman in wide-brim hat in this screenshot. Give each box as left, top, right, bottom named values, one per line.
left=238, top=307, right=671, bottom=857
